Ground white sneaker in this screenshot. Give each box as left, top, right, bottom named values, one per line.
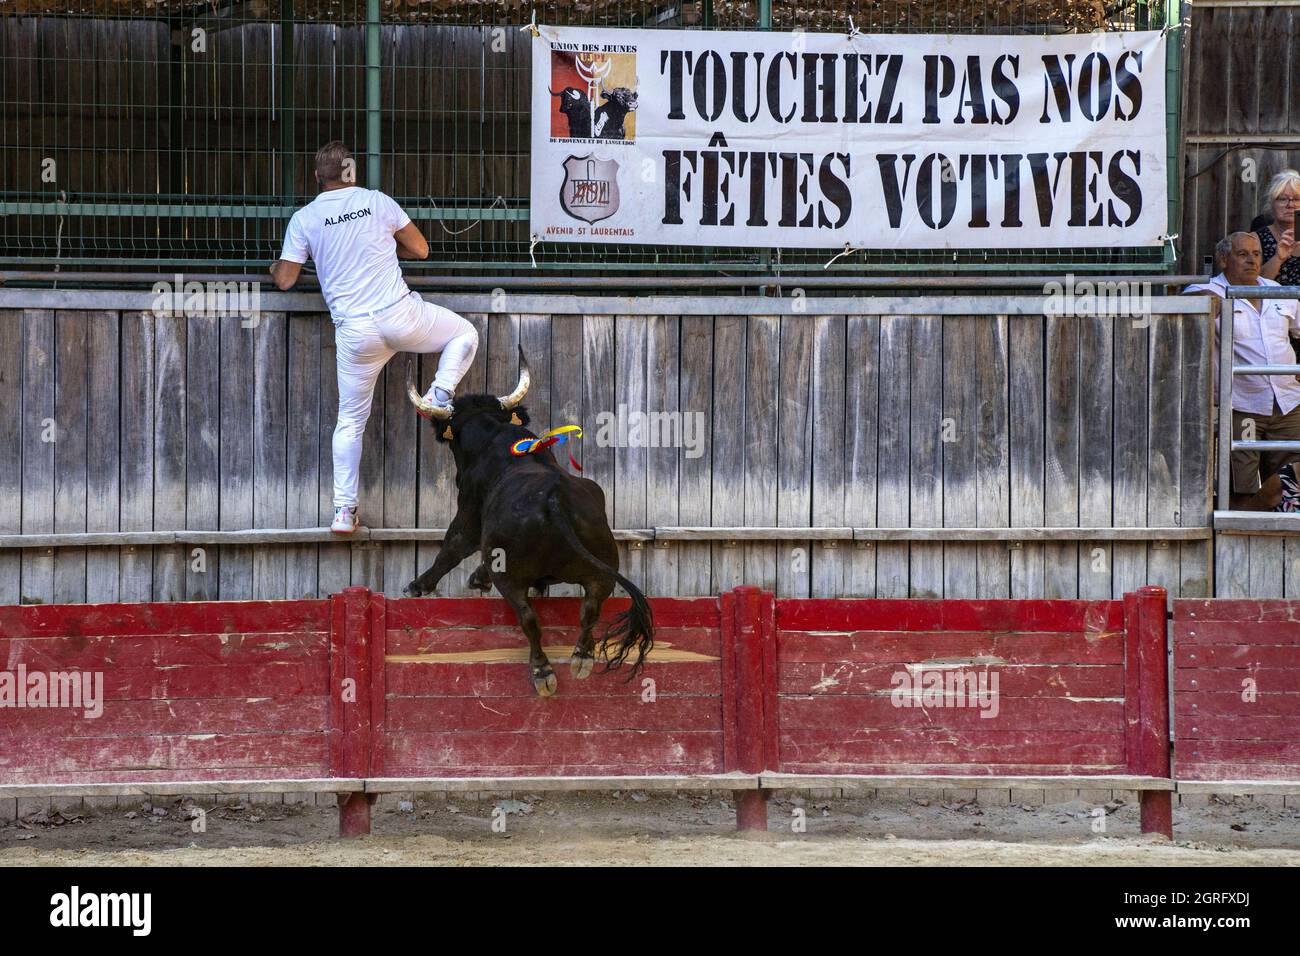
left=417, top=385, right=455, bottom=421
left=331, top=506, right=359, bottom=534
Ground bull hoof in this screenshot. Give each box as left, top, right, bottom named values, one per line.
left=403, top=582, right=424, bottom=598
left=532, top=667, right=558, bottom=697
left=570, top=652, right=594, bottom=679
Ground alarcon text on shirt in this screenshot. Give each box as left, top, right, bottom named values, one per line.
left=657, top=47, right=1150, bottom=232
left=323, top=206, right=374, bottom=226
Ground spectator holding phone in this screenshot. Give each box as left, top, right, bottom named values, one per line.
left=1257, top=168, right=1300, bottom=285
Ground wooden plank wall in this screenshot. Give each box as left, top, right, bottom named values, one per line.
left=773, top=597, right=1131, bottom=775
left=0, top=598, right=334, bottom=785
left=0, top=300, right=1216, bottom=603
left=381, top=596, right=725, bottom=777
left=1173, top=599, right=1300, bottom=781
left=1181, top=4, right=1300, bottom=275
left=1181, top=3, right=1300, bottom=598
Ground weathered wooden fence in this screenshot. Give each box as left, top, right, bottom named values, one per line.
left=1180, top=2, right=1300, bottom=274
left=1173, top=599, right=1300, bottom=789
left=1175, top=3, right=1300, bottom=599
left=0, top=289, right=1236, bottom=602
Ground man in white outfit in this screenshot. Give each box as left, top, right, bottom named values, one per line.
left=270, top=141, right=479, bottom=533
left=1184, top=231, right=1300, bottom=510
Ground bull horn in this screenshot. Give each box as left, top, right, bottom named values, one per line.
left=549, top=87, right=559, bottom=96
left=497, top=347, right=531, bottom=410
left=407, top=379, right=452, bottom=420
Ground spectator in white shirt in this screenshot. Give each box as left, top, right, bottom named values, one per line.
left=1184, top=231, right=1300, bottom=510
left=269, top=142, right=479, bottom=534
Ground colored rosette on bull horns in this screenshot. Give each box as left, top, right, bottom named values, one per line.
left=510, top=424, right=584, bottom=471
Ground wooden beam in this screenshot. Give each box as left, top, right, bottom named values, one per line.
left=0, top=525, right=1211, bottom=549
left=364, top=774, right=761, bottom=793
left=1187, top=0, right=1300, bottom=7
left=0, top=779, right=365, bottom=799
left=853, top=527, right=1211, bottom=542
left=1176, top=780, right=1300, bottom=795
left=760, top=773, right=1176, bottom=791
left=656, top=526, right=854, bottom=541
left=0, top=289, right=1218, bottom=318
left=1214, top=511, right=1300, bottom=534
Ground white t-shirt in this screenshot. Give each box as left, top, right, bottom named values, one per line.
left=279, top=187, right=413, bottom=323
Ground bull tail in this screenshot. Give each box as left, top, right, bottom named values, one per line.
left=545, top=493, right=654, bottom=679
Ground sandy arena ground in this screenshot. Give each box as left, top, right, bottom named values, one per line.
left=3, top=790, right=1299, bottom=866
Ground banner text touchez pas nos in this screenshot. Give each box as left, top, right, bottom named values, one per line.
left=529, top=26, right=1168, bottom=250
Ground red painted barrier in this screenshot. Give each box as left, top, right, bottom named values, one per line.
left=1173, top=600, right=1300, bottom=786
left=0, top=585, right=1193, bottom=838
left=774, top=598, right=1127, bottom=772
left=765, top=585, right=1173, bottom=835
left=381, top=593, right=729, bottom=777
left=0, top=598, right=336, bottom=784
left=0, top=587, right=751, bottom=835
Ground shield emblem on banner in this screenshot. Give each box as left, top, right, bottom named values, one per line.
left=560, top=155, right=620, bottom=224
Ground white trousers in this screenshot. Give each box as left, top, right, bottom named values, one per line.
left=332, top=291, right=478, bottom=508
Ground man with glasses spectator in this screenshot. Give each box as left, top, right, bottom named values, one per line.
left=1185, top=231, right=1300, bottom=511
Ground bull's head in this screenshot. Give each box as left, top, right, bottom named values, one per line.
left=550, top=87, right=587, bottom=111
left=602, top=87, right=638, bottom=112
left=406, top=345, right=531, bottom=436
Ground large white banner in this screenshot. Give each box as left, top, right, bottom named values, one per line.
left=530, top=26, right=1168, bottom=250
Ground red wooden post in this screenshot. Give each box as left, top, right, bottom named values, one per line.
left=729, top=586, right=771, bottom=832
left=1126, top=586, right=1172, bottom=839
left=330, top=586, right=377, bottom=838
left=759, top=589, right=778, bottom=766
left=368, top=587, right=388, bottom=778
left=720, top=589, right=740, bottom=773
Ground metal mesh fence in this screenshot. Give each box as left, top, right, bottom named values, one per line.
left=0, top=0, right=1171, bottom=275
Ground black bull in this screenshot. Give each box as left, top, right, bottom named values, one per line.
left=402, top=350, right=654, bottom=697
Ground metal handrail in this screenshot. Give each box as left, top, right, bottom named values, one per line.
left=1234, top=364, right=1300, bottom=375
left=1224, top=285, right=1300, bottom=298
left=1217, top=284, right=1300, bottom=509
left=1231, top=441, right=1300, bottom=451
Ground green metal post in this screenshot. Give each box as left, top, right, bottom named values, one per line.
left=280, top=0, right=295, bottom=201
left=1165, top=0, right=1184, bottom=273
left=366, top=0, right=381, bottom=189
left=169, top=28, right=185, bottom=200
left=758, top=0, right=772, bottom=273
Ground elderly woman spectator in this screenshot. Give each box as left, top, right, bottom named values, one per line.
left=1256, top=169, right=1300, bottom=285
